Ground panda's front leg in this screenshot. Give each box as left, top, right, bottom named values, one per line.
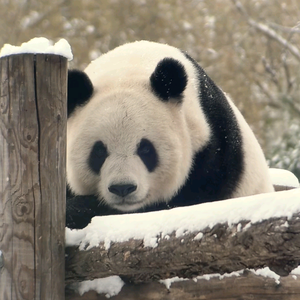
left=66, top=189, right=122, bottom=229
left=66, top=192, right=100, bottom=229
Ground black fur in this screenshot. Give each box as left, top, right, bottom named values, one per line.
left=66, top=187, right=121, bottom=229
left=150, top=58, right=187, bottom=102
left=68, top=70, right=94, bottom=116
left=169, top=52, right=244, bottom=206
left=137, top=138, right=159, bottom=172
left=66, top=187, right=170, bottom=229
left=88, top=141, right=108, bottom=174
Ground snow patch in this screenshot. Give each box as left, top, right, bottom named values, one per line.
left=291, top=266, right=300, bottom=275
left=76, top=276, right=124, bottom=298
left=269, top=168, right=299, bottom=188
left=0, top=37, right=73, bottom=60
left=159, top=267, right=285, bottom=289
left=195, top=270, right=243, bottom=282
left=145, top=236, right=158, bottom=248
left=160, top=270, right=243, bottom=289
left=65, top=189, right=300, bottom=250
left=243, top=222, right=252, bottom=231
left=249, top=267, right=280, bottom=284
left=193, top=232, right=203, bottom=240
left=159, top=277, right=189, bottom=289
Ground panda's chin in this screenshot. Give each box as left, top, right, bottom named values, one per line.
left=102, top=188, right=150, bottom=212
left=110, top=201, right=145, bottom=212
left=103, top=194, right=146, bottom=212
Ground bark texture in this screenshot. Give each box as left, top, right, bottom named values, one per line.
left=66, top=213, right=300, bottom=284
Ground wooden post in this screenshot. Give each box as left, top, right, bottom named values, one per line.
left=0, top=54, right=67, bottom=300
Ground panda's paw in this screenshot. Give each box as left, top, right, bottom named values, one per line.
left=66, top=194, right=100, bottom=229
left=66, top=193, right=125, bottom=229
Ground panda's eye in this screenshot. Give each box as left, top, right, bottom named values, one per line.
left=95, top=144, right=107, bottom=157
left=137, top=138, right=158, bottom=172
left=88, top=141, right=108, bottom=174
left=139, top=144, right=151, bottom=155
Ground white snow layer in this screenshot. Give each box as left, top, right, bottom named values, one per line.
left=76, top=276, right=124, bottom=298
left=269, top=168, right=299, bottom=188
left=0, top=37, right=73, bottom=60
left=291, top=266, right=300, bottom=275
left=66, top=188, right=300, bottom=250
left=160, top=277, right=189, bottom=289
left=160, top=267, right=283, bottom=289
left=251, top=267, right=280, bottom=284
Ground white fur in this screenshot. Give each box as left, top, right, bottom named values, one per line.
left=67, top=41, right=273, bottom=211
left=225, top=96, right=274, bottom=197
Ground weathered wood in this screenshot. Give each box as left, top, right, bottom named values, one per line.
left=65, top=212, right=300, bottom=285
left=0, top=54, right=67, bottom=300
left=66, top=271, right=300, bottom=300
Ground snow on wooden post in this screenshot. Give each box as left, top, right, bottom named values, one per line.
left=0, top=53, right=67, bottom=300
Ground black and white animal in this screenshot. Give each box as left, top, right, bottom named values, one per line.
left=66, top=41, right=274, bottom=229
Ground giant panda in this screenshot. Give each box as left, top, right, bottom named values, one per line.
left=66, top=40, right=274, bottom=229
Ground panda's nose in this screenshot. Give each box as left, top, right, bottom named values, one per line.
left=108, top=184, right=137, bottom=197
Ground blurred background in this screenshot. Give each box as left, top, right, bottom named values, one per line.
left=1, top=0, right=299, bottom=179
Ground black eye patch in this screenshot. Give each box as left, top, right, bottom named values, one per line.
left=88, top=141, right=108, bottom=174
left=137, top=138, right=158, bottom=172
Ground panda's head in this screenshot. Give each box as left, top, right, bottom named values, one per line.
left=67, top=56, right=196, bottom=212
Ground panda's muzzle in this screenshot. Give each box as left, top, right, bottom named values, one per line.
left=108, top=183, right=137, bottom=198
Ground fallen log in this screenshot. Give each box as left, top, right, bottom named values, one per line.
left=65, top=189, right=300, bottom=285
left=66, top=271, right=300, bottom=300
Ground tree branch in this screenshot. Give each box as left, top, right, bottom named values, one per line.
left=254, top=79, right=280, bottom=109
left=269, top=22, right=300, bottom=34
left=232, top=0, right=300, bottom=61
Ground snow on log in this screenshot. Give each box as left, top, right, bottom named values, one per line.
left=65, top=188, right=300, bottom=284
left=270, top=168, right=300, bottom=191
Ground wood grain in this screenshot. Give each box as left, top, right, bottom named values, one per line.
left=0, top=54, right=67, bottom=300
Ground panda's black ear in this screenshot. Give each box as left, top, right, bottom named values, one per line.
left=150, top=58, right=187, bottom=103
left=68, top=69, right=94, bottom=117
